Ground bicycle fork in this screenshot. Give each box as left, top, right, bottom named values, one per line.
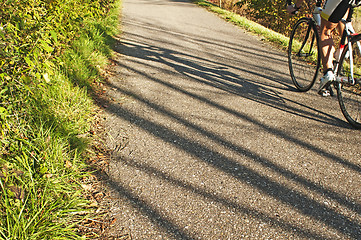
left=297, top=23, right=316, bottom=57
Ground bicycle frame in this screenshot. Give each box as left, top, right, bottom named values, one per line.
left=334, top=11, right=361, bottom=85
left=288, top=2, right=361, bottom=128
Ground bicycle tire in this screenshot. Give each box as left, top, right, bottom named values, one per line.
left=288, top=17, right=321, bottom=92
left=336, top=34, right=361, bottom=129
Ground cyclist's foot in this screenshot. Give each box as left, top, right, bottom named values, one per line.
left=318, top=69, right=335, bottom=95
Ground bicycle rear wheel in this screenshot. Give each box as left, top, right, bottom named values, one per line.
left=288, top=18, right=321, bottom=92
left=336, top=35, right=361, bottom=129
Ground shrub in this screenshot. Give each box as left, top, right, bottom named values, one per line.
left=209, top=0, right=317, bottom=35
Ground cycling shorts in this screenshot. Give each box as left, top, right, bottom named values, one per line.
left=321, top=0, right=350, bottom=23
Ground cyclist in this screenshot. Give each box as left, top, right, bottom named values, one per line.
left=286, top=0, right=358, bottom=95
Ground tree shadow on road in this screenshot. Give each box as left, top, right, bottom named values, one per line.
left=118, top=20, right=349, bottom=128
left=98, top=17, right=361, bottom=239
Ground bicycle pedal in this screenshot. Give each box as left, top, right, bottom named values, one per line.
left=319, top=89, right=331, bottom=97
left=326, top=85, right=334, bottom=96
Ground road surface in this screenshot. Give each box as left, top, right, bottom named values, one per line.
left=102, top=0, right=361, bottom=239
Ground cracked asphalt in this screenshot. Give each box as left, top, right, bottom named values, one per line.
left=101, top=0, right=361, bottom=239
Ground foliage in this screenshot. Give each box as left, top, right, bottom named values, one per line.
left=195, top=0, right=290, bottom=50
left=0, top=0, right=119, bottom=238
left=207, top=0, right=317, bottom=35
left=236, top=0, right=291, bottom=34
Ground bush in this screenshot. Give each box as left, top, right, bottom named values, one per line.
left=210, top=0, right=317, bottom=35
left=236, top=0, right=292, bottom=33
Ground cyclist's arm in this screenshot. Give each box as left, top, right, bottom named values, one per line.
left=287, top=0, right=304, bottom=14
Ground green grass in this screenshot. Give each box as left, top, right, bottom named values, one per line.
left=193, top=0, right=321, bottom=67
left=195, top=0, right=361, bottom=53
left=194, top=0, right=290, bottom=49
left=0, top=0, right=121, bottom=239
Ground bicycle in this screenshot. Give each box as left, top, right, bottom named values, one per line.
left=287, top=0, right=361, bottom=129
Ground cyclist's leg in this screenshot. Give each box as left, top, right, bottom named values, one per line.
left=333, top=10, right=349, bottom=61
left=320, top=0, right=349, bottom=71
left=320, top=19, right=338, bottom=72
left=317, top=0, right=350, bottom=94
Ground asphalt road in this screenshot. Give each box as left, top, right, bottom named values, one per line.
left=102, top=0, right=361, bottom=239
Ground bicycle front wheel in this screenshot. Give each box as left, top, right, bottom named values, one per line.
left=336, top=35, right=361, bottom=129
left=288, top=18, right=321, bottom=92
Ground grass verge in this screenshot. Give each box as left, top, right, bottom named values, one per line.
left=195, top=0, right=361, bottom=50
left=0, top=0, right=121, bottom=239
left=194, top=0, right=290, bottom=50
